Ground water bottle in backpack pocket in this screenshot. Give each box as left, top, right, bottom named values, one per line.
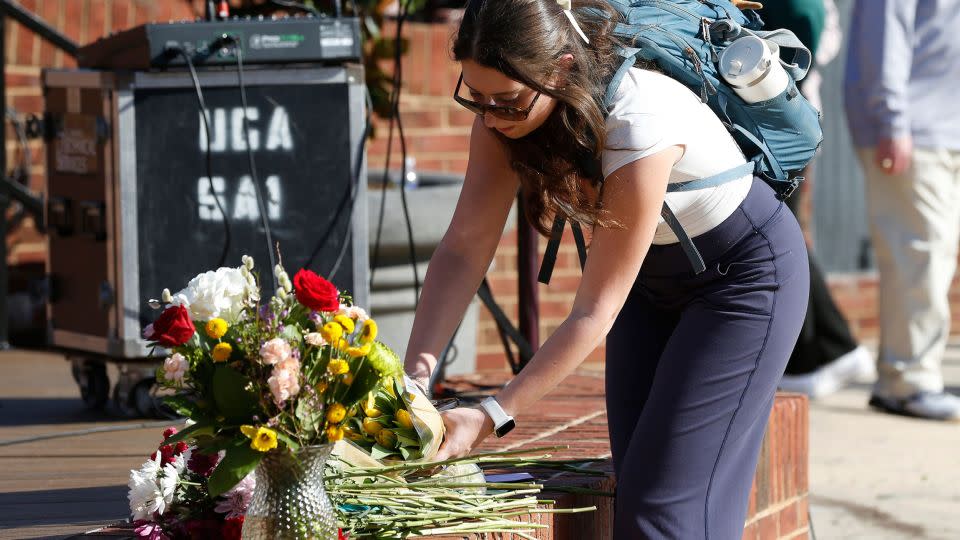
left=716, top=33, right=823, bottom=189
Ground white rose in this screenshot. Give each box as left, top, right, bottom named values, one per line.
left=169, top=267, right=253, bottom=322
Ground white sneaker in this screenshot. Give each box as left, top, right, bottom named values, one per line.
left=779, top=345, right=876, bottom=398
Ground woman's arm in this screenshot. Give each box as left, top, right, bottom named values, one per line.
left=404, top=117, right=519, bottom=386
left=434, top=145, right=681, bottom=460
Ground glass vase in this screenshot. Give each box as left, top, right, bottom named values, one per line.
left=241, top=444, right=339, bottom=539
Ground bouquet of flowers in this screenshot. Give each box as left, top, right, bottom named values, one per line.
left=126, top=427, right=250, bottom=540
left=145, top=255, right=403, bottom=498
left=344, top=378, right=443, bottom=462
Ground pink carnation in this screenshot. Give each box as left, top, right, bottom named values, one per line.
left=259, top=338, right=292, bottom=366
left=162, top=353, right=188, bottom=384
left=267, top=360, right=301, bottom=405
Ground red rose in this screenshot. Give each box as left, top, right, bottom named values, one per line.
left=293, top=269, right=339, bottom=312
left=145, top=305, right=195, bottom=347
left=222, top=516, right=244, bottom=540
left=162, top=427, right=178, bottom=440
left=338, top=528, right=348, bottom=540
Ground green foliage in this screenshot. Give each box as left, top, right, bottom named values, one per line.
left=212, top=365, right=261, bottom=424
left=208, top=440, right=265, bottom=498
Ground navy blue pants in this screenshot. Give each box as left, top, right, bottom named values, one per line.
left=605, top=179, right=809, bottom=540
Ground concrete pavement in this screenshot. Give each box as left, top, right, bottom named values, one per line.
left=807, top=341, right=960, bottom=540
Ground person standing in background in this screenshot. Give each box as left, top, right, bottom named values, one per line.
left=765, top=0, right=875, bottom=398
left=845, top=0, right=960, bottom=420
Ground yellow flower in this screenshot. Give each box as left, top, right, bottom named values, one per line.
left=362, top=417, right=384, bottom=435
left=344, top=427, right=364, bottom=441
left=359, top=319, right=378, bottom=344
left=375, top=429, right=398, bottom=449
left=240, top=425, right=278, bottom=452
left=326, top=425, right=345, bottom=442
left=342, top=373, right=354, bottom=385
left=326, top=403, right=347, bottom=423
left=395, top=409, right=414, bottom=429
left=346, top=343, right=372, bottom=358
left=212, top=342, right=233, bottom=362
left=205, top=318, right=229, bottom=339
left=327, top=359, right=350, bottom=375
left=333, top=314, right=356, bottom=334
left=320, top=322, right=343, bottom=344
left=364, top=405, right=382, bottom=418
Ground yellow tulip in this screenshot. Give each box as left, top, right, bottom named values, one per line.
left=395, top=409, right=414, bottom=429
left=375, top=429, right=398, bottom=449
left=362, top=417, right=383, bottom=435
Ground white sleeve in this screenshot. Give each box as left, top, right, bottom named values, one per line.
left=601, top=110, right=685, bottom=178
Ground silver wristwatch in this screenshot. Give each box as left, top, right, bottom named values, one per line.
left=480, top=397, right=516, bottom=438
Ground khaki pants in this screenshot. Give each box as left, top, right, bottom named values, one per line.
left=859, top=147, right=960, bottom=398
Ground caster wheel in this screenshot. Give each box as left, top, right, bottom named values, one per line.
left=113, top=383, right=138, bottom=418
left=130, top=378, right=179, bottom=419
left=72, top=359, right=109, bottom=410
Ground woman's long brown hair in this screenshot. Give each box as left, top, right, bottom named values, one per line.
left=453, top=0, right=623, bottom=235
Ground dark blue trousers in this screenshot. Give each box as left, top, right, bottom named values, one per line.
left=605, top=179, right=809, bottom=540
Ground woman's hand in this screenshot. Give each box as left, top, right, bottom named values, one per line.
left=433, top=407, right=494, bottom=461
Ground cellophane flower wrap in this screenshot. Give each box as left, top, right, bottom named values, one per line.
left=146, top=256, right=402, bottom=499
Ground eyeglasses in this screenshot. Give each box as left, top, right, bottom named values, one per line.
left=453, top=73, right=542, bottom=122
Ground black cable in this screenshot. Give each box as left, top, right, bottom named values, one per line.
left=370, top=0, right=421, bottom=308
left=229, top=37, right=279, bottom=283
left=5, top=107, right=30, bottom=185
left=327, top=89, right=373, bottom=280
left=169, top=47, right=231, bottom=268
left=269, top=0, right=323, bottom=17
left=303, top=87, right=372, bottom=274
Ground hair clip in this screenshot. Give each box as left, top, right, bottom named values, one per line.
left=557, top=0, right=590, bottom=44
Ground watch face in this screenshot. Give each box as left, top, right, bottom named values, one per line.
left=495, top=417, right=516, bottom=438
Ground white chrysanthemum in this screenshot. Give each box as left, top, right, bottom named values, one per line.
left=157, top=463, right=180, bottom=514
left=172, top=447, right=191, bottom=475
left=127, top=475, right=162, bottom=520
left=131, top=454, right=161, bottom=483
left=169, top=266, right=253, bottom=322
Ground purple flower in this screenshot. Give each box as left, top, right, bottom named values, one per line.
left=133, top=520, right=169, bottom=540
left=215, top=474, right=255, bottom=518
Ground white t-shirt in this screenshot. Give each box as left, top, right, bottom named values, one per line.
left=601, top=68, right=753, bottom=245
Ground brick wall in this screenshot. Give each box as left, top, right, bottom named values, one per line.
left=9, top=13, right=960, bottom=356
left=440, top=373, right=810, bottom=540
left=3, top=0, right=205, bottom=267
left=365, top=21, right=960, bottom=369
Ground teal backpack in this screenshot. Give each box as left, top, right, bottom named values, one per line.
left=538, top=0, right=823, bottom=282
